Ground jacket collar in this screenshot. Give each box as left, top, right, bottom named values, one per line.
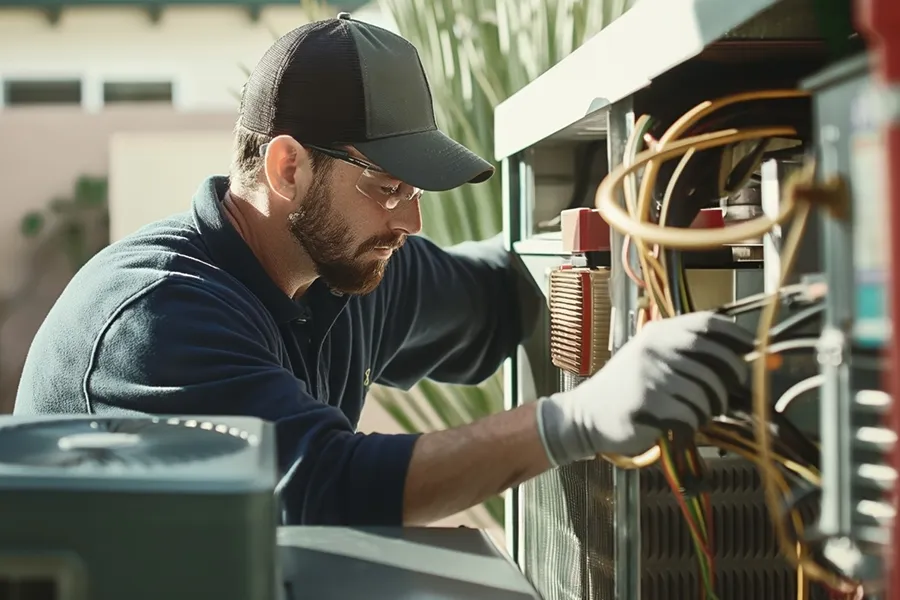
left=191, top=176, right=350, bottom=326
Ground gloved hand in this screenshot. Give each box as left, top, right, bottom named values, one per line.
left=536, top=311, right=755, bottom=466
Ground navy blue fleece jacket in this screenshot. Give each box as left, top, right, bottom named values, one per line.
left=15, top=176, right=540, bottom=526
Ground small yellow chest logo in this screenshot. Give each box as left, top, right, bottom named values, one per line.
left=363, top=368, right=371, bottom=388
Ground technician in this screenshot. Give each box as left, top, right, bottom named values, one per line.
left=15, top=15, right=754, bottom=525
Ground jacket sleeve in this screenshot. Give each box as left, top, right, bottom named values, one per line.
left=373, top=233, right=543, bottom=390
left=85, top=276, right=419, bottom=526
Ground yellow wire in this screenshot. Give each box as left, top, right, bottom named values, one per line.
left=797, top=541, right=808, bottom=600
left=595, top=127, right=799, bottom=248
left=597, top=128, right=796, bottom=470
left=624, top=114, right=672, bottom=316
left=746, top=164, right=856, bottom=593
left=634, top=89, right=810, bottom=242
left=592, top=89, right=858, bottom=593
left=698, top=425, right=821, bottom=486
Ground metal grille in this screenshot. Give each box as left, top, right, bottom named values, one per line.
left=639, top=460, right=826, bottom=600
left=849, top=351, right=894, bottom=551
left=549, top=269, right=612, bottom=377
left=520, top=374, right=829, bottom=600
left=522, top=372, right=616, bottom=600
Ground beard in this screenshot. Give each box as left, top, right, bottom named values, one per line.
left=287, top=169, right=405, bottom=296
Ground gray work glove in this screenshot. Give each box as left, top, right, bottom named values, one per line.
left=536, top=311, right=755, bottom=466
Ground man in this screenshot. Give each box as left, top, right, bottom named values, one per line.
left=16, top=14, right=753, bottom=526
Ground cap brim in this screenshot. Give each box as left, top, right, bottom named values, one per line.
left=354, top=129, right=494, bottom=192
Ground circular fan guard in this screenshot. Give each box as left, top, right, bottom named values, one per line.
left=0, top=418, right=257, bottom=468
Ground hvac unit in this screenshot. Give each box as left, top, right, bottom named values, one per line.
left=517, top=207, right=823, bottom=600
left=495, top=1, right=895, bottom=595
left=0, top=415, right=279, bottom=600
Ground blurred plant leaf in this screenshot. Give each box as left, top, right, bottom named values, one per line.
left=20, top=212, right=44, bottom=237
left=49, top=198, right=69, bottom=214
left=21, top=176, right=110, bottom=273
left=73, top=177, right=108, bottom=207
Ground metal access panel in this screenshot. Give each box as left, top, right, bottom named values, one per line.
left=802, top=52, right=895, bottom=584
left=498, top=0, right=838, bottom=598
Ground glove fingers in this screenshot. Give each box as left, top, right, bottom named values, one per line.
left=673, top=311, right=756, bottom=353
left=679, top=348, right=746, bottom=408
left=599, top=422, right=661, bottom=456
left=638, top=387, right=703, bottom=431
left=645, top=355, right=713, bottom=423
left=665, top=351, right=730, bottom=415
left=632, top=414, right=695, bottom=441
left=684, top=335, right=750, bottom=388
left=701, top=313, right=757, bottom=351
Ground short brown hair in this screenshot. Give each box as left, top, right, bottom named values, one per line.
left=229, top=120, right=333, bottom=195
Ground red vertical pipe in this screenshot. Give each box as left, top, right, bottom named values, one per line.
left=855, top=1, right=900, bottom=597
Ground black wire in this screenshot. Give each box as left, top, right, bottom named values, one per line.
left=667, top=250, right=685, bottom=315
left=769, top=411, right=821, bottom=469
left=716, top=284, right=813, bottom=316
left=769, top=303, right=824, bottom=341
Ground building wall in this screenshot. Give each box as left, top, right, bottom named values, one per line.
left=0, top=107, right=237, bottom=410
left=108, top=130, right=235, bottom=240
left=0, top=3, right=393, bottom=112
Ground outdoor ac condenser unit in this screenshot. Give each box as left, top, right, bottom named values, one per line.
left=0, top=415, right=279, bottom=600
left=519, top=240, right=825, bottom=600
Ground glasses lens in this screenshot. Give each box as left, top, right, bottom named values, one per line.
left=356, top=168, right=421, bottom=210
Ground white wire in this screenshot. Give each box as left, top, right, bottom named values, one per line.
left=743, top=338, right=819, bottom=363
left=774, top=374, right=824, bottom=414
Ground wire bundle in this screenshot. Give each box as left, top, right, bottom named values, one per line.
left=593, top=90, right=862, bottom=599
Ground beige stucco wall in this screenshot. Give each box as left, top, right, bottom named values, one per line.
left=108, top=130, right=235, bottom=240
left=0, top=107, right=236, bottom=407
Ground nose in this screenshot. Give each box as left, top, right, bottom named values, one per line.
left=388, top=197, right=422, bottom=236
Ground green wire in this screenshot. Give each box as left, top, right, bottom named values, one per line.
left=659, top=438, right=720, bottom=599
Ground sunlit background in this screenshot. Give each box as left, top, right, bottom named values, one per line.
left=0, top=0, right=636, bottom=539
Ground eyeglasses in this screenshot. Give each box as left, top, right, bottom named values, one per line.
left=259, top=142, right=421, bottom=211
left=306, top=145, right=422, bottom=211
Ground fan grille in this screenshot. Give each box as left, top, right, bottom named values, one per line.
left=0, top=418, right=257, bottom=468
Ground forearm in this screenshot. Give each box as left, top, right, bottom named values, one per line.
left=402, top=402, right=551, bottom=525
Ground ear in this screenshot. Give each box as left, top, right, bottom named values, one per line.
left=262, top=135, right=309, bottom=201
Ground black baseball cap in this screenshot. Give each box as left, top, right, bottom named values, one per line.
left=239, top=12, right=495, bottom=192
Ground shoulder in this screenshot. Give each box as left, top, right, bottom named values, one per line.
left=48, top=215, right=276, bottom=355
left=385, top=234, right=442, bottom=275
left=376, top=233, right=510, bottom=296
left=17, top=215, right=275, bottom=414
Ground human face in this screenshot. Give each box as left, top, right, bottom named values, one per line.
left=286, top=147, right=422, bottom=296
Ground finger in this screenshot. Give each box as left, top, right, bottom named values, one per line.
left=633, top=414, right=695, bottom=440
left=637, top=385, right=703, bottom=430
left=673, top=311, right=756, bottom=351
left=647, top=352, right=713, bottom=421
left=703, top=313, right=757, bottom=351
left=685, top=335, right=751, bottom=387
left=600, top=422, right=661, bottom=456
left=667, top=351, right=730, bottom=415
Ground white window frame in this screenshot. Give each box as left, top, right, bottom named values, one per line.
left=0, top=72, right=87, bottom=109
left=87, top=70, right=181, bottom=112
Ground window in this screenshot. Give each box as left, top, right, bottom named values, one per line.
left=103, top=81, right=173, bottom=105
left=4, top=80, right=82, bottom=106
